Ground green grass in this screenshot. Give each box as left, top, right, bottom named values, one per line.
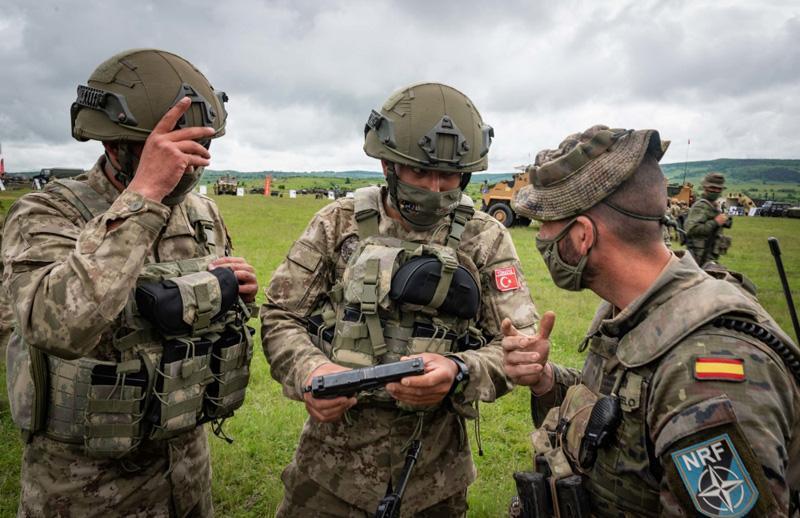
left=1, top=190, right=799, bottom=516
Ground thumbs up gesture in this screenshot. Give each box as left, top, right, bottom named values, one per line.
left=502, top=311, right=555, bottom=394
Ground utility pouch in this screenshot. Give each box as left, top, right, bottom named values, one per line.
left=204, top=326, right=255, bottom=420
left=558, top=384, right=600, bottom=471
left=84, top=359, right=149, bottom=458
left=716, top=234, right=732, bottom=256
left=389, top=255, right=480, bottom=319
left=135, top=268, right=238, bottom=336
left=149, top=337, right=213, bottom=440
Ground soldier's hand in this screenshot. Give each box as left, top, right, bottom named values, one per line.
left=385, top=352, right=458, bottom=407
left=303, top=363, right=357, bottom=423
left=502, top=311, right=555, bottom=394
left=714, top=213, right=729, bottom=226
left=209, top=257, right=258, bottom=303
left=127, top=97, right=215, bottom=203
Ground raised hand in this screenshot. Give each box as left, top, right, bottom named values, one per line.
left=127, top=97, right=214, bottom=203
left=502, top=311, right=555, bottom=394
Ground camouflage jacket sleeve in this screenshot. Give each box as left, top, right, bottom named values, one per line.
left=647, top=327, right=800, bottom=516
left=684, top=201, right=719, bottom=239
left=1, top=190, right=169, bottom=359
left=260, top=202, right=348, bottom=401
left=529, top=363, right=582, bottom=427
left=449, top=215, right=539, bottom=412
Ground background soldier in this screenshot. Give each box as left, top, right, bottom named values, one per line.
left=4, top=49, right=258, bottom=517
left=685, top=172, right=732, bottom=265
left=262, top=82, right=539, bottom=516
left=506, top=125, right=799, bottom=516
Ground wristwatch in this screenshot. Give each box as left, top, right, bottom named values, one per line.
left=446, top=355, right=470, bottom=397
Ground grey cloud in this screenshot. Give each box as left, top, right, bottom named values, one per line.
left=0, top=0, right=798, bottom=172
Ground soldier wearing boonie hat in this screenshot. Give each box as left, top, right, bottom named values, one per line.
left=502, top=125, right=799, bottom=517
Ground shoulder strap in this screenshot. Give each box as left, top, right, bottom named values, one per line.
left=354, top=186, right=381, bottom=239
left=184, top=196, right=222, bottom=256
left=446, top=194, right=475, bottom=250
left=45, top=179, right=111, bottom=222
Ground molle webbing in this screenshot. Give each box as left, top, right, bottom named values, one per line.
left=361, top=258, right=388, bottom=357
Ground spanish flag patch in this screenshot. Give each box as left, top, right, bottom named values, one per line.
left=693, top=357, right=745, bottom=382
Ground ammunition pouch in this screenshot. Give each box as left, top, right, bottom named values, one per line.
left=148, top=337, right=214, bottom=440
left=135, top=267, right=239, bottom=336
left=84, top=357, right=150, bottom=457
left=204, top=326, right=255, bottom=420
left=513, top=469, right=591, bottom=518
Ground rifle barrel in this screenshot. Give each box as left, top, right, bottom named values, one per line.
left=768, top=237, right=800, bottom=344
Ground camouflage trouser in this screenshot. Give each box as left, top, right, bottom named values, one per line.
left=276, top=468, right=468, bottom=518
left=17, top=426, right=213, bottom=518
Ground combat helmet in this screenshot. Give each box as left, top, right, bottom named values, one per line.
left=363, top=82, right=494, bottom=184
left=72, top=48, right=227, bottom=144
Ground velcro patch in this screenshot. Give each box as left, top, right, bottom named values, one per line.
left=671, top=433, right=758, bottom=517
left=694, top=357, right=745, bottom=382
left=494, top=266, right=519, bottom=292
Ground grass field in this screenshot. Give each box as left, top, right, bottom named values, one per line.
left=1, top=189, right=799, bottom=516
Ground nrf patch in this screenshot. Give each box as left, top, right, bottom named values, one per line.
left=494, top=266, right=519, bottom=292
left=671, top=433, right=758, bottom=517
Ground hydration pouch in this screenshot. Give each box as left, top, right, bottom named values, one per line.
left=84, top=359, right=149, bottom=458
left=389, top=255, right=480, bottom=319
left=204, top=326, right=255, bottom=420
left=148, top=337, right=213, bottom=440
left=135, top=268, right=238, bottom=336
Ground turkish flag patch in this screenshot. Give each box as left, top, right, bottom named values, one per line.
left=494, top=266, right=520, bottom=292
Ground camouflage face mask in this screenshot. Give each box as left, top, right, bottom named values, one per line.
left=388, top=173, right=462, bottom=231
left=535, top=218, right=595, bottom=292
left=162, top=167, right=204, bottom=206
left=704, top=192, right=721, bottom=202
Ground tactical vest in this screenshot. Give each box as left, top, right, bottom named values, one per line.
left=687, top=198, right=731, bottom=260
left=7, top=179, right=253, bottom=458
left=531, top=271, right=800, bottom=516
left=311, top=186, right=485, bottom=373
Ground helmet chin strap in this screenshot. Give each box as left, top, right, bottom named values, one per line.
left=105, top=143, right=140, bottom=187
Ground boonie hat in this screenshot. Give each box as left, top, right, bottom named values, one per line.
left=701, top=172, right=725, bottom=189
left=512, top=125, right=666, bottom=221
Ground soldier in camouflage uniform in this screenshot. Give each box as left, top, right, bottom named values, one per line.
left=507, top=125, right=799, bottom=516
left=262, top=83, right=539, bottom=517
left=4, top=49, right=258, bottom=517
left=0, top=209, right=13, bottom=409
left=685, top=172, right=732, bottom=265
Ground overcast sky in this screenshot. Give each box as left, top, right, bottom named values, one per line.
left=1, top=0, right=798, bottom=173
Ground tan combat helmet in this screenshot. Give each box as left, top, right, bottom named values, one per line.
left=363, top=82, right=493, bottom=179
left=71, top=48, right=228, bottom=144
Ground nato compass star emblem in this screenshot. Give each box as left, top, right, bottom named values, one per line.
left=671, top=433, right=758, bottom=517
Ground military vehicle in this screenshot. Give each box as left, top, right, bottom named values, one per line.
left=213, top=175, right=239, bottom=195
left=480, top=170, right=531, bottom=227
left=725, top=192, right=755, bottom=214
left=667, top=182, right=695, bottom=206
